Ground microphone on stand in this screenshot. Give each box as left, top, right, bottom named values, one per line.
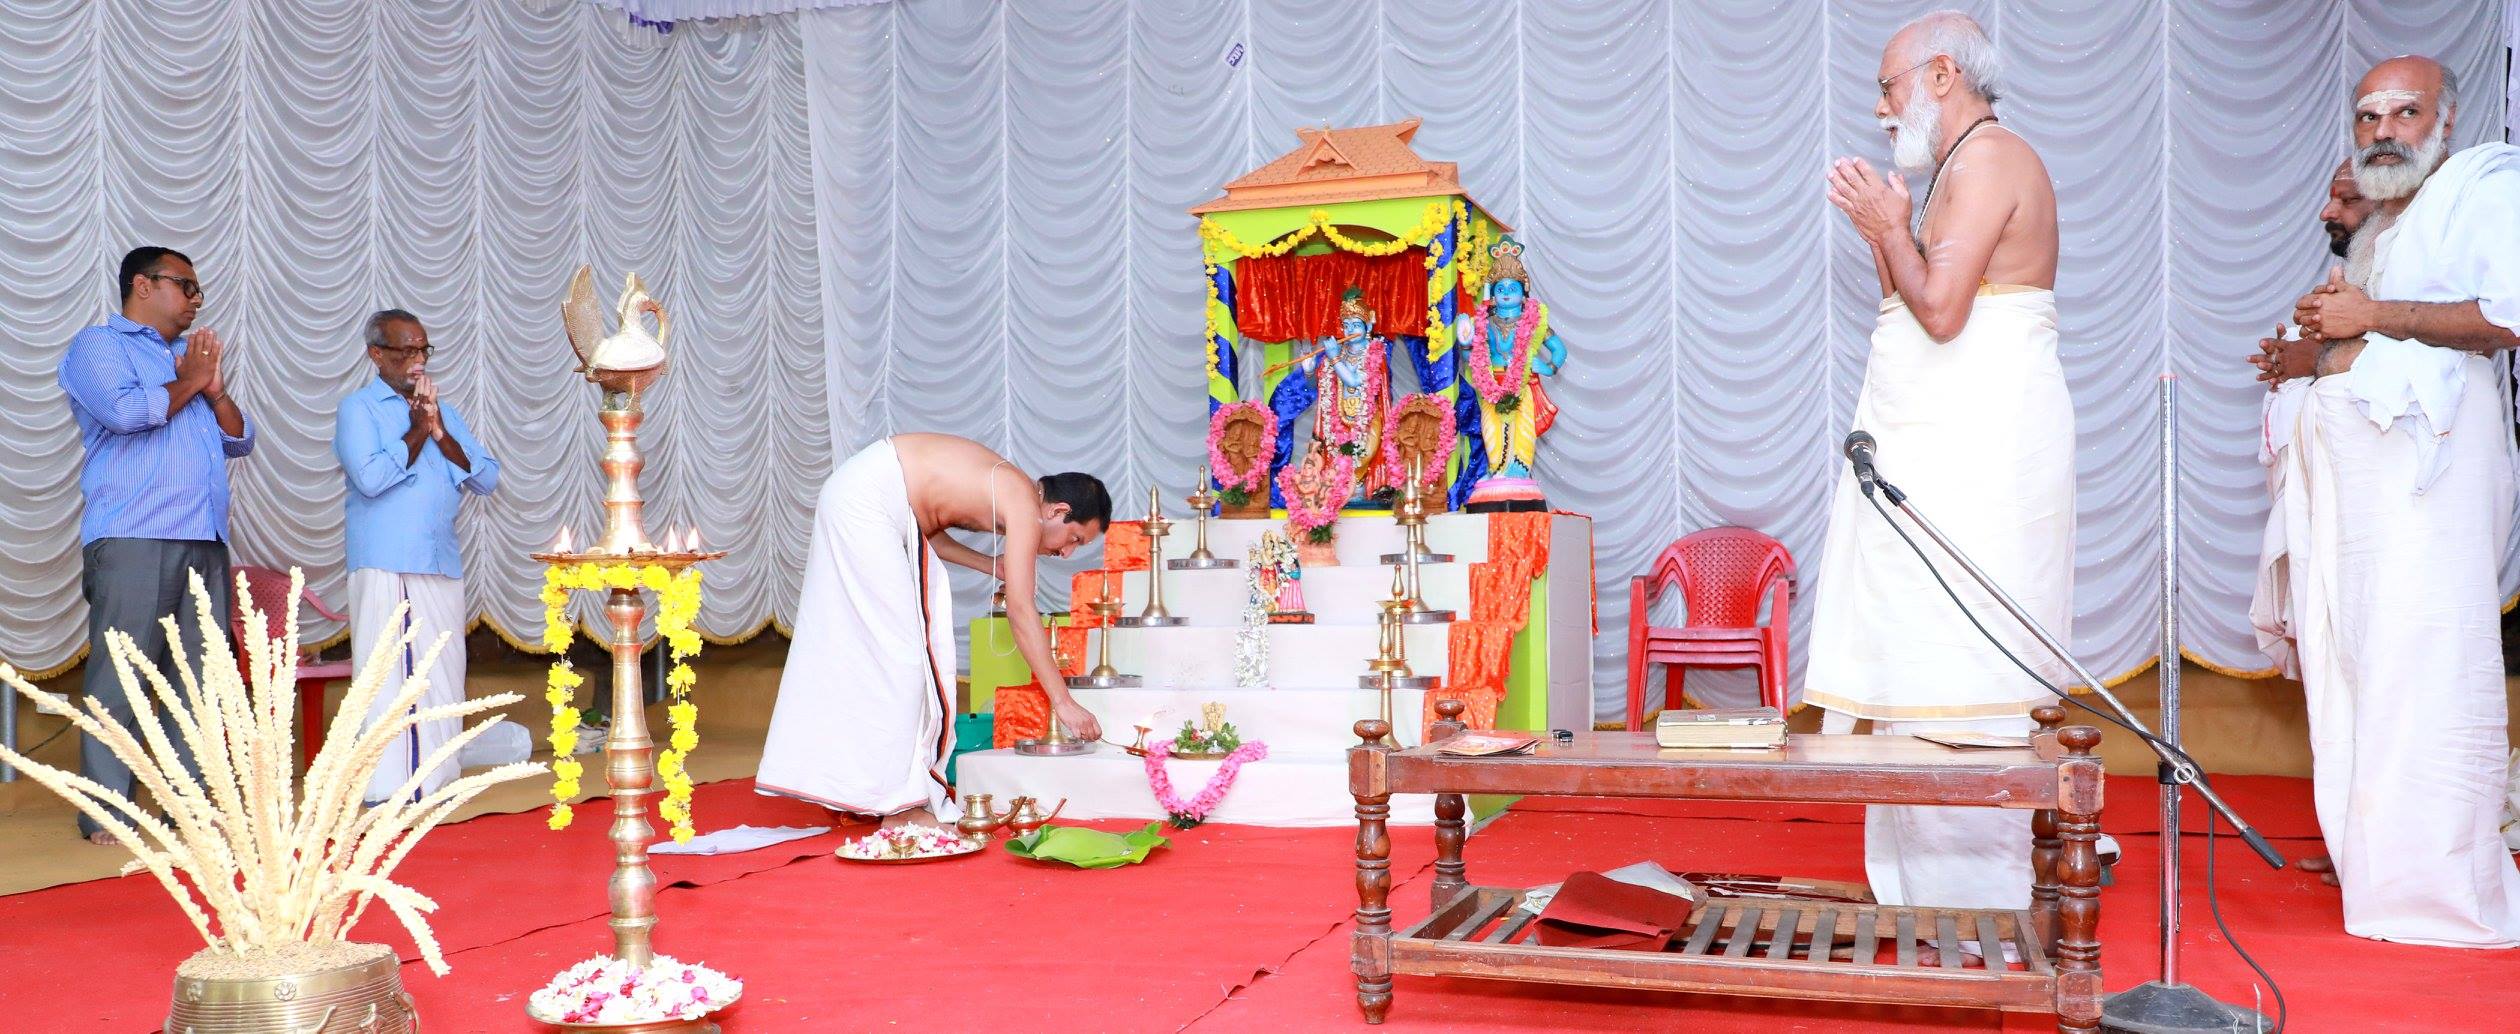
left=1842, top=431, right=1895, bottom=501
left=1842, top=431, right=1878, bottom=490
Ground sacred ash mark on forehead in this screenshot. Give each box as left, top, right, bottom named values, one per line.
left=2356, top=89, right=2421, bottom=113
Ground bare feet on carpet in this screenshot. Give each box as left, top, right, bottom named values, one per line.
left=1914, top=945, right=1987, bottom=968
left=2321, top=871, right=2340, bottom=887
left=882, top=807, right=938, bottom=829
left=2298, top=854, right=2334, bottom=873
left=87, top=830, right=120, bottom=847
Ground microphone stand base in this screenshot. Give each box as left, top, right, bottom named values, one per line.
left=2100, top=981, right=2270, bottom=1034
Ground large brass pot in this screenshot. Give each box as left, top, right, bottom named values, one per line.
left=165, top=944, right=414, bottom=1034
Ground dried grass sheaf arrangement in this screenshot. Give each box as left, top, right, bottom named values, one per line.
left=0, top=570, right=544, bottom=975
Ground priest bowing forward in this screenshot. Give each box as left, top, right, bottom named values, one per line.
left=1808, top=11, right=2073, bottom=916
left=758, top=434, right=1109, bottom=828
left=2253, top=56, right=2520, bottom=948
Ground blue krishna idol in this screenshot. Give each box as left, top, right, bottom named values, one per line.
left=1449, top=235, right=1566, bottom=510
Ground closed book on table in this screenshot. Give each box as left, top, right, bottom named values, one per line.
left=1656, top=707, right=1785, bottom=749
left=1533, top=871, right=1697, bottom=951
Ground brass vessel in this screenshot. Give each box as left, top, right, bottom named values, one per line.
left=166, top=948, right=412, bottom=1034
left=958, top=795, right=1001, bottom=837
left=1003, top=796, right=1067, bottom=835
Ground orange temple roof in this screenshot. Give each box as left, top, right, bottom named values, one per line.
left=1190, top=117, right=1487, bottom=216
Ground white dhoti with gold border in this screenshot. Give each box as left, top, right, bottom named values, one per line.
left=1807, top=288, right=2077, bottom=910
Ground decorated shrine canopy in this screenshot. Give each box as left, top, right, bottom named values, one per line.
left=1190, top=118, right=1510, bottom=415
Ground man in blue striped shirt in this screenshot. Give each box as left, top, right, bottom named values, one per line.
left=57, top=246, right=255, bottom=845
left=335, top=309, right=499, bottom=805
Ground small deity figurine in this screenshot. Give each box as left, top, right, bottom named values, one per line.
left=1255, top=530, right=1306, bottom=614
left=1294, top=286, right=1392, bottom=502
left=1450, top=235, right=1568, bottom=508
left=1277, top=441, right=1351, bottom=564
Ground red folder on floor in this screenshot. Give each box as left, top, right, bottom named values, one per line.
left=1533, top=871, right=1696, bottom=951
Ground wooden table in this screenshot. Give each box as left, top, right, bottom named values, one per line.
left=1347, top=701, right=2106, bottom=1032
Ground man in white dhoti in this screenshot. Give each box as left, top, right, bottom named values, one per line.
left=1810, top=11, right=2073, bottom=920
left=2250, top=56, right=2520, bottom=948
left=2249, top=157, right=2379, bottom=886
left=334, top=310, right=500, bottom=805
left=760, top=433, right=1109, bottom=827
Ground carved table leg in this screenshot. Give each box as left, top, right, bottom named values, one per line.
left=2031, top=705, right=2066, bottom=956
left=2053, top=725, right=2106, bottom=1034
left=1429, top=699, right=1468, bottom=912
left=1351, top=718, right=1397, bottom=1024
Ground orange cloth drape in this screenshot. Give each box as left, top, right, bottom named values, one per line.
left=1430, top=513, right=1554, bottom=730
left=1233, top=248, right=1430, bottom=341
left=1102, top=521, right=1150, bottom=571
left=994, top=682, right=1051, bottom=748
left=1007, top=555, right=1143, bottom=746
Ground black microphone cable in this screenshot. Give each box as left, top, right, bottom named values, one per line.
left=1859, top=486, right=2286, bottom=1033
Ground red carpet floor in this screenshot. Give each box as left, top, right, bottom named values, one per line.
left=2, top=775, right=2513, bottom=1032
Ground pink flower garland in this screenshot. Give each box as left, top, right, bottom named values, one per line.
left=1206, top=401, right=1278, bottom=493
left=1379, top=393, right=1458, bottom=493
left=1143, top=738, right=1270, bottom=828
left=1464, top=302, right=1543, bottom=408
left=1277, top=451, right=1354, bottom=537
left=1314, top=341, right=1388, bottom=451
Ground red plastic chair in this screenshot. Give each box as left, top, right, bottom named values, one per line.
left=230, top=566, right=355, bottom=769
left=1625, top=528, right=1796, bottom=730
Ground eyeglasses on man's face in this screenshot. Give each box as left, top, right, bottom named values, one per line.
left=1878, top=58, right=1936, bottom=100
left=141, top=272, right=202, bottom=300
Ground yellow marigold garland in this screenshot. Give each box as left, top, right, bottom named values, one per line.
left=1197, top=200, right=1451, bottom=260
left=539, top=562, right=708, bottom=843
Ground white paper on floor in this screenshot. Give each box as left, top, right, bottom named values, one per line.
left=648, top=825, right=831, bottom=856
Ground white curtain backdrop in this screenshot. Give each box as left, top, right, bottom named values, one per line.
left=803, top=0, right=2511, bottom=721
left=3, top=1, right=2506, bottom=721
left=583, top=0, right=888, bottom=21
left=0, top=0, right=823, bottom=674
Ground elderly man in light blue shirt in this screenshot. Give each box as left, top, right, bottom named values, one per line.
left=58, top=245, right=254, bottom=846
left=334, top=308, right=499, bottom=804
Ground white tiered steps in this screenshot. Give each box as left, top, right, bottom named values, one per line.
left=957, top=512, right=1595, bottom=828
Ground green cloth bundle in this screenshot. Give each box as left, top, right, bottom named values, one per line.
left=1003, top=822, right=1169, bottom=868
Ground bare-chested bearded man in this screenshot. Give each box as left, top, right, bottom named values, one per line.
left=760, top=433, right=1110, bottom=828
left=1806, top=10, right=2074, bottom=917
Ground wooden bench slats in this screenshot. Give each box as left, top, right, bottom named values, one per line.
left=1484, top=908, right=1539, bottom=945
left=1446, top=895, right=1515, bottom=943
left=1680, top=904, right=1728, bottom=956
left=2015, top=911, right=2053, bottom=974
left=1975, top=915, right=2006, bottom=971
left=1723, top=905, right=1764, bottom=957
left=1765, top=907, right=1802, bottom=960
left=1936, top=913, right=1964, bottom=970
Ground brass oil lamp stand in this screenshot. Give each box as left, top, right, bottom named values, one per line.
left=530, top=272, right=731, bottom=1033
left=1360, top=593, right=1436, bottom=749
left=1173, top=472, right=1238, bottom=571
left=1067, top=578, right=1142, bottom=690
left=1378, top=456, right=1455, bottom=624
left=1116, top=485, right=1189, bottom=628
left=1018, top=613, right=1097, bottom=756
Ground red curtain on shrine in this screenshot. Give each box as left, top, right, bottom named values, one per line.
left=1233, top=247, right=1430, bottom=341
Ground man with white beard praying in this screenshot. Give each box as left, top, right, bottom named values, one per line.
left=1807, top=9, right=2073, bottom=926
left=2250, top=55, right=2520, bottom=948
